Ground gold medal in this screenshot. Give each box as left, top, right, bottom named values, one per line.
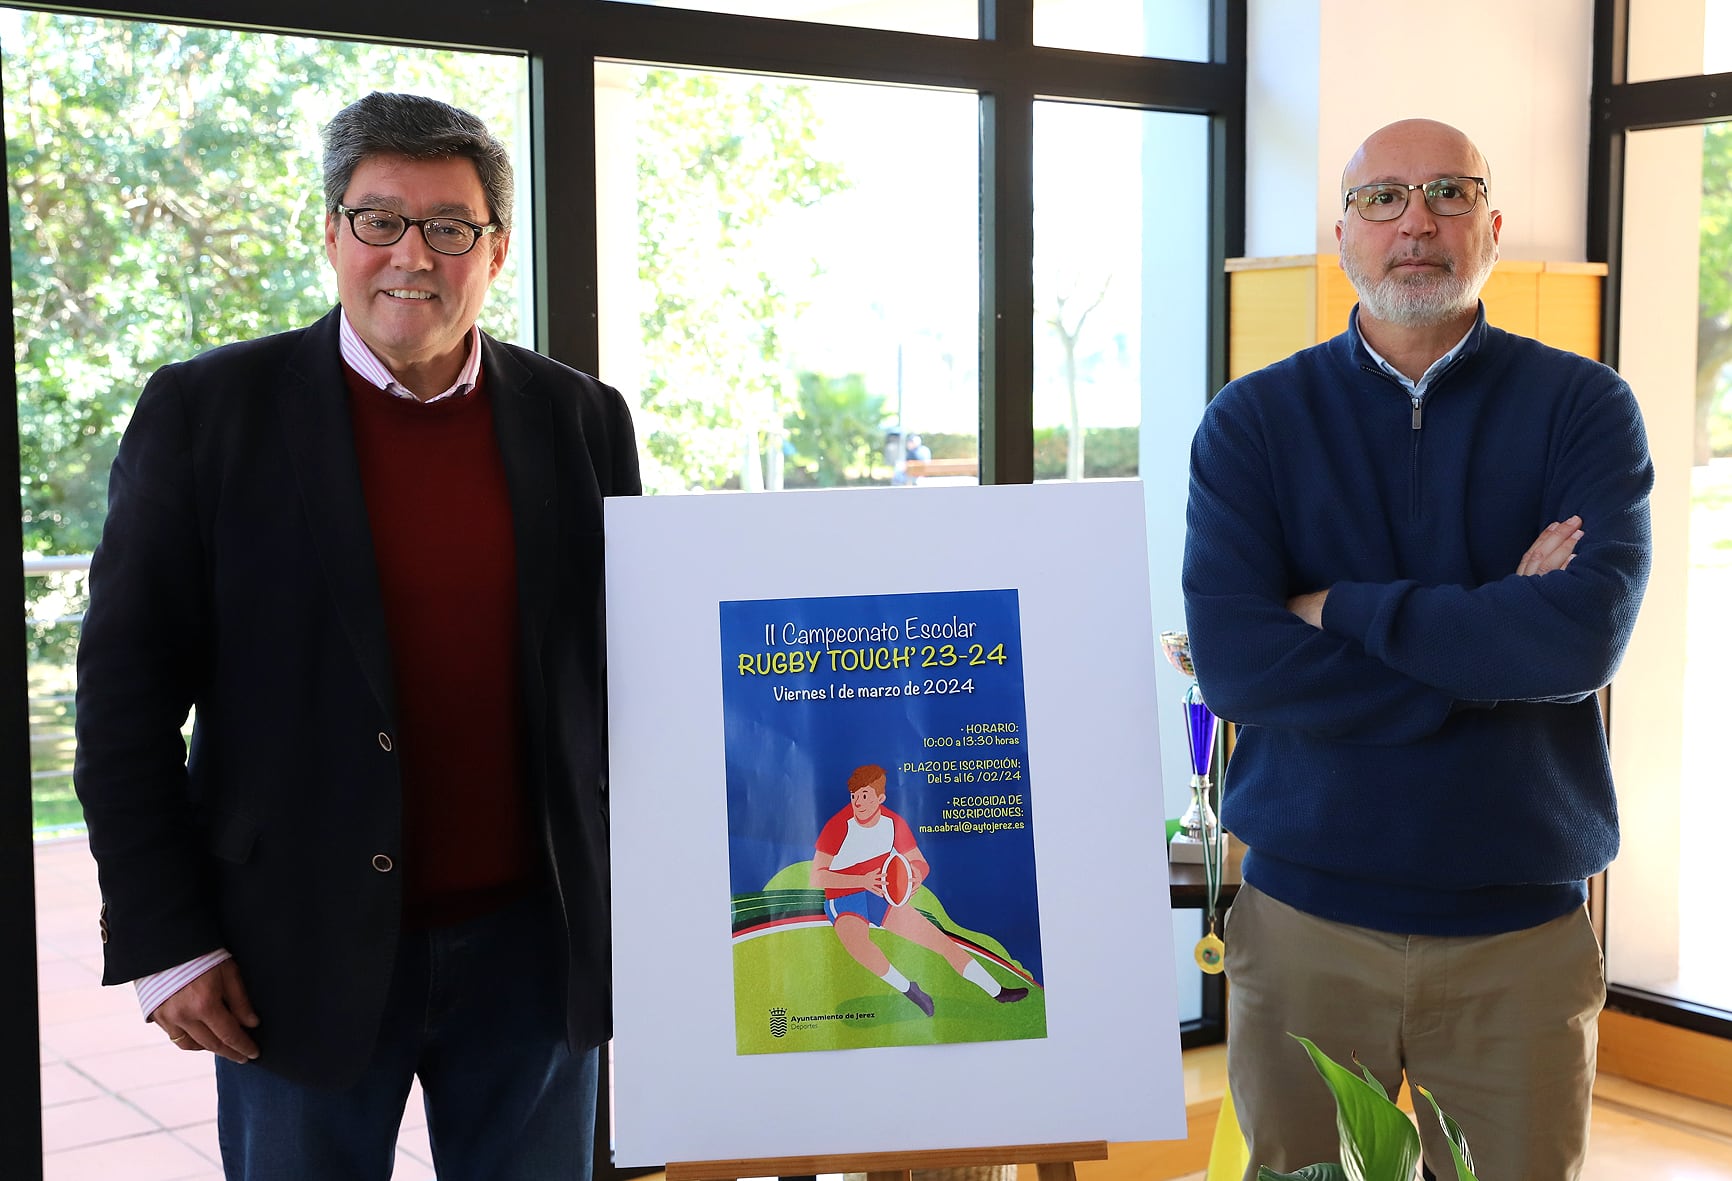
left=1194, top=931, right=1225, bottom=974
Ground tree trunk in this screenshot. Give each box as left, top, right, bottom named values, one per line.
left=765, top=426, right=786, bottom=491
left=1696, top=316, right=1732, bottom=467
left=1064, top=336, right=1083, bottom=482
left=741, top=427, right=764, bottom=492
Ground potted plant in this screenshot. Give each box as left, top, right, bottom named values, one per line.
left=1258, top=1035, right=1478, bottom=1181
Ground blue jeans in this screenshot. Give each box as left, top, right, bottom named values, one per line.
left=216, top=894, right=598, bottom=1180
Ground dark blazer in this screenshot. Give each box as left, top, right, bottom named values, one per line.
left=73, top=307, right=641, bottom=1087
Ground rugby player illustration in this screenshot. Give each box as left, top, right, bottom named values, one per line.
left=809, top=762, right=1030, bottom=1016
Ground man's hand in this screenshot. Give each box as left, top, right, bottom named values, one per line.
left=862, top=866, right=887, bottom=898
left=151, top=959, right=261, bottom=1064
left=1286, top=589, right=1329, bottom=629
left=1518, top=516, right=1583, bottom=576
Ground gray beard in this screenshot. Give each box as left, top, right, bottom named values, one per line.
left=1345, top=245, right=1495, bottom=327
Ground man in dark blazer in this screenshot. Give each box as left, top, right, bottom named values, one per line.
left=73, top=91, right=640, bottom=1180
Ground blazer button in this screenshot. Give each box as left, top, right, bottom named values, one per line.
left=372, top=854, right=394, bottom=873
left=377, top=732, right=393, bottom=752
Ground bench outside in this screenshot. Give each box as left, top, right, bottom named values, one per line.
left=903, top=457, right=978, bottom=479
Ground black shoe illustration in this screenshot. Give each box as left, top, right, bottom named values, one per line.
left=994, top=986, right=1029, bottom=1004
left=904, top=981, right=935, bottom=1016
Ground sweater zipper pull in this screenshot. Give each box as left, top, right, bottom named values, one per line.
left=1410, top=394, right=1424, bottom=430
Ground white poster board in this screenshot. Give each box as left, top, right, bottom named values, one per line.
left=606, top=481, right=1185, bottom=1166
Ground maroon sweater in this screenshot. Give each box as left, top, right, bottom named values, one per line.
left=344, top=365, right=535, bottom=927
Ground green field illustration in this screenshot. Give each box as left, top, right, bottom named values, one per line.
left=732, top=861, right=1047, bottom=1055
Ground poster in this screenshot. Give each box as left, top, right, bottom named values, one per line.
left=606, top=482, right=1186, bottom=1165
left=720, top=588, right=1045, bottom=1054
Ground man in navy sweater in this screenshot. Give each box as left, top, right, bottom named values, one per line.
left=75, top=93, right=640, bottom=1179
left=1183, top=119, right=1652, bottom=1180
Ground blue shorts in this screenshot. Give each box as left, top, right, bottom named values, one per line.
left=826, top=891, right=888, bottom=927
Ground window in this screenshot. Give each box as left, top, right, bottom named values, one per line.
left=596, top=65, right=979, bottom=494
left=1625, top=0, right=1732, bottom=81
left=1034, top=99, right=1214, bottom=1024
left=7, top=10, right=529, bottom=1173
left=7, top=10, right=533, bottom=821
left=1033, top=0, right=1211, bottom=60
left=1605, top=119, right=1732, bottom=1016
left=608, top=0, right=975, bottom=38
left=4, top=2, right=1240, bottom=1175
left=1594, top=0, right=1732, bottom=1046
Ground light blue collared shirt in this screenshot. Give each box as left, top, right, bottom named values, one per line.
left=338, top=308, right=482, bottom=403
left=1355, top=311, right=1474, bottom=402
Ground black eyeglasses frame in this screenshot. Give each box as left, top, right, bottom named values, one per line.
left=335, top=205, right=501, bottom=256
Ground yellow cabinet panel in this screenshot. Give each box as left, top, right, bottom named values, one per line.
left=1225, top=256, right=1605, bottom=380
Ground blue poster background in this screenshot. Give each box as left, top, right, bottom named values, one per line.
left=720, top=588, right=1043, bottom=986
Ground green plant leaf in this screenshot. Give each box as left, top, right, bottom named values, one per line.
left=1290, top=1035, right=1422, bottom=1181
left=1354, top=1056, right=1390, bottom=1100
left=1416, top=1086, right=1480, bottom=1181
left=1257, top=1166, right=1349, bottom=1180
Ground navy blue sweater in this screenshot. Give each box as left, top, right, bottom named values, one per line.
left=1183, top=306, right=1653, bottom=935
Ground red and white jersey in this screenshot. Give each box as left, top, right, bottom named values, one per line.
left=815, top=805, right=917, bottom=900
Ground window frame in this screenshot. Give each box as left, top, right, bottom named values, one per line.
left=1589, top=0, right=1732, bottom=1040
left=0, top=2, right=1246, bottom=1173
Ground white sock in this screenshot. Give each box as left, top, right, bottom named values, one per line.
left=963, top=960, right=1002, bottom=996
left=881, top=965, right=911, bottom=992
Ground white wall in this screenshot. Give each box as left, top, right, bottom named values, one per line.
left=1244, top=0, right=1320, bottom=257
left=1247, top=0, right=1595, bottom=262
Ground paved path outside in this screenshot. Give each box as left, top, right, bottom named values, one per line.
left=33, top=835, right=436, bottom=1181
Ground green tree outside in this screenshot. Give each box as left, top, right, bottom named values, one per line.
left=8, top=18, right=855, bottom=831
left=784, top=372, right=887, bottom=486
left=8, top=16, right=525, bottom=574
left=633, top=67, right=849, bottom=494
left=6, top=14, right=525, bottom=830
left=1700, top=120, right=1732, bottom=464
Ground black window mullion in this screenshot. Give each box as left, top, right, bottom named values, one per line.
left=1207, top=0, right=1246, bottom=401
left=528, top=35, right=603, bottom=375
left=1587, top=0, right=1625, bottom=262
left=1028, top=54, right=1236, bottom=111
left=980, top=86, right=1035, bottom=486
left=0, top=77, right=46, bottom=1174
left=982, top=0, right=1031, bottom=44
left=1602, top=72, right=1732, bottom=129
left=588, top=2, right=999, bottom=87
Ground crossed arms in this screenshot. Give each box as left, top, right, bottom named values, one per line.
left=1181, top=375, right=1654, bottom=746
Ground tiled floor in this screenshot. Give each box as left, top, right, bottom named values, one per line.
left=32, top=835, right=435, bottom=1181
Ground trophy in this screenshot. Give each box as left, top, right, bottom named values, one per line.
left=1158, top=630, right=1219, bottom=864
left=1160, top=629, right=1227, bottom=974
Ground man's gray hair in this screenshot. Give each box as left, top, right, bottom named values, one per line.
left=322, top=92, right=514, bottom=232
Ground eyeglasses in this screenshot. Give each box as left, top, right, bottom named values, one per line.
left=336, top=205, right=499, bottom=256
left=1343, top=176, right=1488, bottom=222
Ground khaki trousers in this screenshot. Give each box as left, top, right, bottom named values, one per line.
left=1224, top=883, right=1603, bottom=1181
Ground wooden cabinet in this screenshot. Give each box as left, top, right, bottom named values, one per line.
left=1224, top=255, right=1608, bottom=380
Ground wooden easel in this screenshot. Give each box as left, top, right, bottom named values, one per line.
left=666, top=1140, right=1109, bottom=1181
